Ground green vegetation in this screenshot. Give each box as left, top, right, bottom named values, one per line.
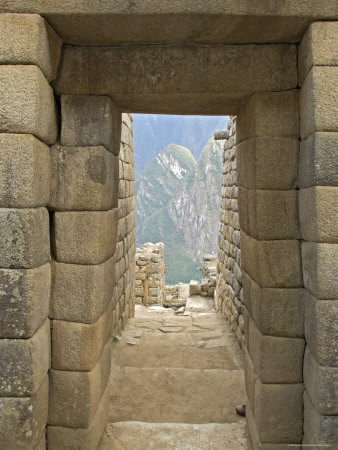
left=137, top=206, right=199, bottom=284
left=136, top=140, right=222, bottom=284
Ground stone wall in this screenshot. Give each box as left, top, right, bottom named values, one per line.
left=216, top=117, right=244, bottom=347
left=0, top=14, right=61, bottom=449
left=0, top=10, right=336, bottom=450
left=164, top=283, right=189, bottom=308
left=237, top=90, right=305, bottom=449
left=135, top=243, right=165, bottom=306
left=200, top=255, right=217, bottom=297
left=113, top=113, right=136, bottom=336
left=298, top=22, right=338, bottom=447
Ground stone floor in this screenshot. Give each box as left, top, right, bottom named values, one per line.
left=99, top=296, right=247, bottom=449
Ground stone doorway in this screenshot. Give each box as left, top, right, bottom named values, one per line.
left=0, top=7, right=337, bottom=449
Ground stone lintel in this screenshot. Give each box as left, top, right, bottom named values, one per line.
left=54, top=44, right=297, bottom=115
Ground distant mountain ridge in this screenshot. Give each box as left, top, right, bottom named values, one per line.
left=136, top=139, right=224, bottom=284
left=133, top=115, right=228, bottom=179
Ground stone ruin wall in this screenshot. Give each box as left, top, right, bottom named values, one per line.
left=0, top=10, right=336, bottom=450
left=0, top=15, right=136, bottom=447
left=113, top=113, right=136, bottom=335
left=216, top=117, right=244, bottom=348
left=135, top=243, right=165, bottom=306
left=200, top=255, right=217, bottom=297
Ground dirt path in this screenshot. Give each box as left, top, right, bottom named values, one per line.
left=99, top=296, right=247, bottom=449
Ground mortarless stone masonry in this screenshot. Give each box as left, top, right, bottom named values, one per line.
left=0, top=6, right=336, bottom=449
left=135, top=243, right=165, bottom=306
left=216, top=117, right=244, bottom=347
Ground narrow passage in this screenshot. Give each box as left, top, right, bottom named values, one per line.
left=100, top=296, right=247, bottom=449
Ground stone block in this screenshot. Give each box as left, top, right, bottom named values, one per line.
left=237, top=137, right=299, bottom=190
left=35, top=431, right=46, bottom=450
left=299, top=187, right=338, bottom=243
left=302, top=242, right=338, bottom=299
left=0, top=134, right=50, bottom=208
left=0, top=65, right=57, bottom=144
left=0, top=376, right=48, bottom=449
left=247, top=400, right=302, bottom=450
left=303, top=391, right=338, bottom=447
left=299, top=22, right=338, bottom=85
left=0, top=13, right=62, bottom=82
left=61, top=95, right=121, bottom=155
left=0, top=207, right=50, bottom=269
left=237, top=90, right=299, bottom=142
left=53, top=209, right=118, bottom=265
left=189, top=280, right=201, bottom=295
left=303, top=346, right=338, bottom=416
left=48, top=342, right=111, bottom=428
left=254, top=380, right=303, bottom=443
left=241, top=231, right=302, bottom=288
left=55, top=44, right=297, bottom=114
left=48, top=383, right=109, bottom=450
left=51, top=256, right=115, bottom=324
left=0, top=320, right=50, bottom=397
left=52, top=301, right=113, bottom=371
left=299, top=132, right=338, bottom=188
left=300, top=66, right=338, bottom=140
left=49, top=145, right=119, bottom=210
left=248, top=319, right=304, bottom=383
left=305, top=293, right=338, bottom=367
left=0, top=263, right=50, bottom=339
left=239, top=188, right=300, bottom=240
left=246, top=273, right=304, bottom=338
left=243, top=349, right=256, bottom=413
left=242, top=271, right=252, bottom=314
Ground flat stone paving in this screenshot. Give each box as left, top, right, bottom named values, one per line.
left=99, top=296, right=247, bottom=449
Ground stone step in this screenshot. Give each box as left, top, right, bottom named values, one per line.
left=108, top=367, right=245, bottom=424
left=111, top=333, right=242, bottom=370
left=99, top=421, right=247, bottom=449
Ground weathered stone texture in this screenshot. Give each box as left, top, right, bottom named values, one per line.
left=244, top=273, right=304, bottom=338
left=300, top=66, right=338, bottom=139
left=135, top=243, right=165, bottom=306
left=299, top=132, right=338, bottom=188
left=0, top=208, right=50, bottom=269
left=0, top=263, right=50, bottom=338
left=51, top=257, right=115, bottom=324
left=48, top=384, right=109, bottom=450
left=61, top=95, right=121, bottom=155
left=49, top=145, right=119, bottom=211
left=53, top=209, right=118, bottom=264
left=0, top=376, right=48, bottom=449
left=241, top=231, right=302, bottom=288
left=248, top=319, right=304, bottom=384
left=52, top=301, right=113, bottom=372
left=254, top=381, right=304, bottom=444
left=0, top=134, right=50, bottom=208
left=0, top=13, right=62, bottom=82
left=299, top=21, right=338, bottom=85
left=233, top=87, right=305, bottom=448
left=237, top=137, right=299, bottom=190
left=0, top=65, right=57, bottom=144
left=1, top=1, right=337, bottom=46
left=239, top=188, right=300, bottom=240
left=216, top=117, right=244, bottom=347
left=299, top=186, right=338, bottom=243
left=48, top=342, right=111, bottom=428
left=305, top=293, right=338, bottom=368
left=0, top=320, right=50, bottom=397
left=303, top=391, right=338, bottom=448
left=298, top=22, right=338, bottom=447
left=303, top=347, right=338, bottom=416
left=236, top=90, right=299, bottom=143
left=55, top=44, right=297, bottom=114
left=302, top=242, right=338, bottom=300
